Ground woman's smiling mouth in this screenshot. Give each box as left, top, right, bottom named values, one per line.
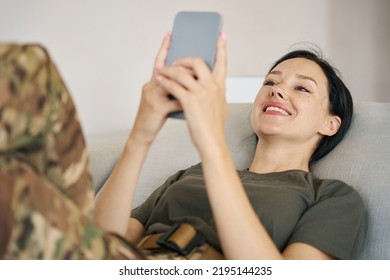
left=262, top=103, right=292, bottom=116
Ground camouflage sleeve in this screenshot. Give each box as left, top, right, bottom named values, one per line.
left=0, top=159, right=13, bottom=257
left=0, top=44, right=94, bottom=214
left=0, top=156, right=143, bottom=259
left=0, top=44, right=142, bottom=259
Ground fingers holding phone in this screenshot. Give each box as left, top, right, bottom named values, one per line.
left=156, top=49, right=228, bottom=151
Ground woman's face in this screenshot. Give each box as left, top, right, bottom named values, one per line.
left=251, top=57, right=338, bottom=145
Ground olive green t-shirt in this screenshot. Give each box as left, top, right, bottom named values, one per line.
left=131, top=163, right=365, bottom=259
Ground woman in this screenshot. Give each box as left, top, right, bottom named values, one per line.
left=95, top=33, right=365, bottom=260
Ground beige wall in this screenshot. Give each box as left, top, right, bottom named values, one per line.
left=327, top=0, right=390, bottom=102
left=1, top=0, right=389, bottom=134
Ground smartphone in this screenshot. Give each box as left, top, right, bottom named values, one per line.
left=166, top=11, right=223, bottom=119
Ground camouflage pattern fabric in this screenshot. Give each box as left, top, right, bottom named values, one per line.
left=0, top=44, right=143, bottom=259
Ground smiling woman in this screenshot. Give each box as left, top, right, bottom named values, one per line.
left=96, top=37, right=364, bottom=260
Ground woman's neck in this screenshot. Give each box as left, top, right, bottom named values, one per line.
left=248, top=139, right=312, bottom=174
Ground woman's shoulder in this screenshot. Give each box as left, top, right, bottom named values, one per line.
left=171, top=162, right=204, bottom=181
left=309, top=173, right=364, bottom=206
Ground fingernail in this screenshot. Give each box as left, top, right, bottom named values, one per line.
left=155, top=63, right=162, bottom=69
left=156, top=75, right=163, bottom=81
left=221, top=31, right=227, bottom=41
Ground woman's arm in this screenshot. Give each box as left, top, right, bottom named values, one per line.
left=94, top=33, right=182, bottom=236
left=198, top=136, right=284, bottom=259
left=125, top=218, right=145, bottom=243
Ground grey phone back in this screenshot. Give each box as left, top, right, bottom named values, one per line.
left=166, top=11, right=222, bottom=119
left=166, top=11, right=222, bottom=69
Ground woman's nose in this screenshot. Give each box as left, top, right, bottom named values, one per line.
left=270, top=85, right=286, bottom=99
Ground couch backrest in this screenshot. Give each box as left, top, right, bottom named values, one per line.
left=312, top=102, right=390, bottom=259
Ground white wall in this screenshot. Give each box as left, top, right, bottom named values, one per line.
left=1, top=0, right=389, bottom=135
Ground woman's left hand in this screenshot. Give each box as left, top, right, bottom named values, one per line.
left=155, top=34, right=228, bottom=154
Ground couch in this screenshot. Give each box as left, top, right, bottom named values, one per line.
left=87, top=101, right=390, bottom=260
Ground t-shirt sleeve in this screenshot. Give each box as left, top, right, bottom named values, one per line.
left=131, top=168, right=188, bottom=225
left=287, top=180, right=366, bottom=260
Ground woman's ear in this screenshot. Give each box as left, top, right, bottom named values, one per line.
left=319, top=115, right=341, bottom=136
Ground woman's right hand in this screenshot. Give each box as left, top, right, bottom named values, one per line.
left=129, top=33, right=182, bottom=146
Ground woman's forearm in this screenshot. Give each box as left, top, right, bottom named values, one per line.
left=200, top=141, right=283, bottom=259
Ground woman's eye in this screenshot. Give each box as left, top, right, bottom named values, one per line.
left=263, top=80, right=275, bottom=86
left=296, top=86, right=311, bottom=93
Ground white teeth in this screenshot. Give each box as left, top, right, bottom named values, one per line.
left=265, top=106, right=289, bottom=116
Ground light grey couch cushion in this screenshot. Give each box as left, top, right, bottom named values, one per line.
left=87, top=101, right=390, bottom=260
left=312, top=102, right=390, bottom=260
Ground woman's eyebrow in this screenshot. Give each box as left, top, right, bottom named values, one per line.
left=268, top=70, right=282, bottom=76
left=296, top=74, right=318, bottom=86
left=268, top=70, right=318, bottom=87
